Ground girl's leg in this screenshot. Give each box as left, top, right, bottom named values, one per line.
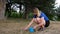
left=36, top=17, right=46, bottom=31
left=33, top=18, right=45, bottom=30
left=33, top=22, right=44, bottom=30
left=38, top=24, right=46, bottom=31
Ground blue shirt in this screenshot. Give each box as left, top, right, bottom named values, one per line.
left=33, top=12, right=49, bottom=21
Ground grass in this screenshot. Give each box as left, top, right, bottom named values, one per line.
left=0, top=18, right=60, bottom=34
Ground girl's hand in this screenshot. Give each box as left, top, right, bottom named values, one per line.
left=21, top=27, right=28, bottom=31
left=23, top=27, right=28, bottom=31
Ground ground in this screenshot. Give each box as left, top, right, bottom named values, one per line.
left=0, top=18, right=60, bottom=34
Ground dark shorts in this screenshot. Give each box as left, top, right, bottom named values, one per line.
left=44, top=20, right=50, bottom=27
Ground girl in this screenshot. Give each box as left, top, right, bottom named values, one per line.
left=24, top=7, right=50, bottom=31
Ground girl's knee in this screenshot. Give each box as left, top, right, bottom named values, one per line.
left=33, top=19, right=37, bottom=22
left=36, top=18, right=40, bottom=21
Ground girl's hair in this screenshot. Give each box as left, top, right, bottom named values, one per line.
left=33, top=7, right=41, bottom=17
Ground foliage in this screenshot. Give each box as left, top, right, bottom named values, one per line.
left=5, top=0, right=60, bottom=21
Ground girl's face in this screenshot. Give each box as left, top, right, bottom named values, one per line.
left=33, top=8, right=41, bottom=17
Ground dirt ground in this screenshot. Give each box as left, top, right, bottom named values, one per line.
left=0, top=19, right=60, bottom=34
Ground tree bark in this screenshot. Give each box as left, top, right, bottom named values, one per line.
left=0, top=0, right=6, bottom=20
left=24, top=5, right=33, bottom=19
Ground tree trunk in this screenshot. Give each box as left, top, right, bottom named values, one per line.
left=24, top=6, right=30, bottom=19
left=23, top=5, right=33, bottom=19
left=0, top=0, right=6, bottom=20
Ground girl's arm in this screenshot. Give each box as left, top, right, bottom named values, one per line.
left=33, top=17, right=45, bottom=29
left=24, top=18, right=34, bottom=30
